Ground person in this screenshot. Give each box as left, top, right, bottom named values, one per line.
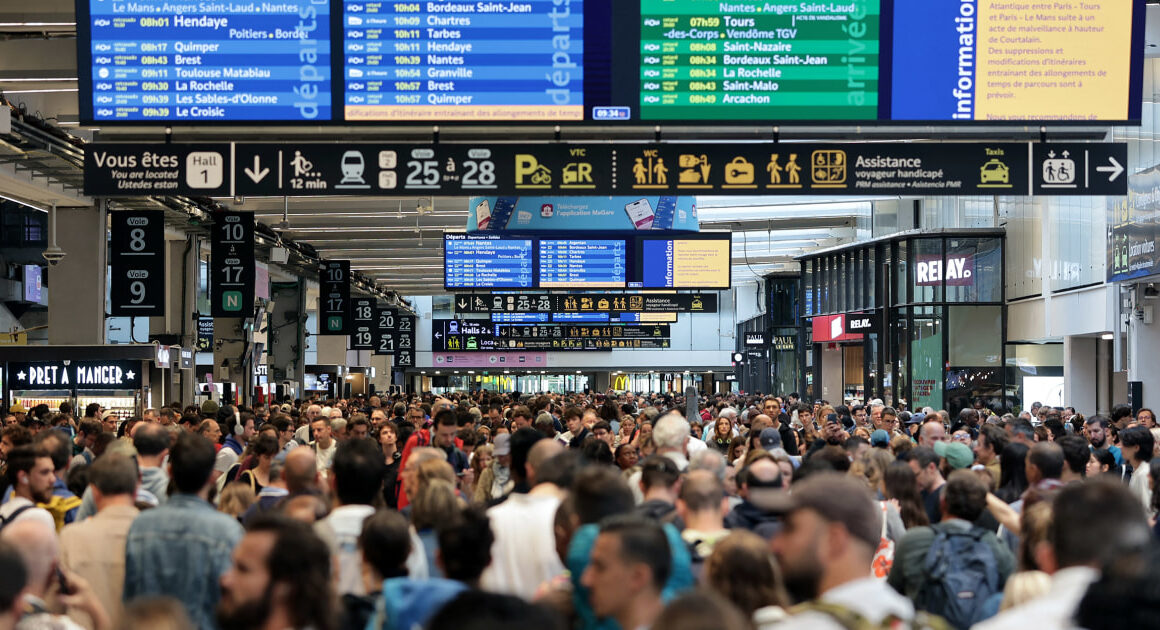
left=768, top=473, right=919, bottom=629
left=581, top=515, right=670, bottom=630
left=59, top=454, right=139, bottom=628
left=217, top=514, right=335, bottom=630
left=309, top=416, right=337, bottom=472
left=479, top=444, right=570, bottom=599
left=69, top=420, right=101, bottom=469
left=1120, top=425, right=1154, bottom=513
left=918, top=419, right=947, bottom=448
left=3, top=520, right=110, bottom=630
left=213, top=409, right=255, bottom=485
left=396, top=411, right=465, bottom=509
left=908, top=447, right=946, bottom=525
left=653, top=590, right=753, bottom=630
left=236, top=434, right=279, bottom=494
left=975, top=425, right=1008, bottom=488
left=706, top=531, right=790, bottom=628
left=120, top=596, right=195, bottom=630
left=29, top=430, right=82, bottom=529
left=124, top=432, right=244, bottom=630
left=1084, top=415, right=1121, bottom=465
left=473, top=434, right=513, bottom=504
left=635, top=456, right=683, bottom=527
left=615, top=444, right=639, bottom=472
left=883, top=461, right=929, bottom=530
left=0, top=444, right=56, bottom=530
left=888, top=470, right=1014, bottom=628
left=677, top=469, right=731, bottom=573
left=315, top=438, right=385, bottom=596
left=0, top=541, right=27, bottom=629
left=562, top=407, right=589, bottom=449
left=974, top=479, right=1150, bottom=630
left=78, top=422, right=170, bottom=520
left=723, top=452, right=783, bottom=539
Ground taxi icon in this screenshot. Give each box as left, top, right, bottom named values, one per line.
left=980, top=159, right=1010, bottom=184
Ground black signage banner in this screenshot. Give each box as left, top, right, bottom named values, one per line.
left=373, top=306, right=396, bottom=356
left=196, top=317, right=213, bottom=352
left=845, top=313, right=879, bottom=335
left=432, top=319, right=669, bottom=352
left=9, top=361, right=143, bottom=391
left=210, top=211, right=255, bottom=318
left=454, top=292, right=718, bottom=314
left=395, top=314, right=416, bottom=368
left=318, top=261, right=351, bottom=336
left=84, top=142, right=1129, bottom=198
left=350, top=298, right=376, bottom=350
left=744, top=332, right=766, bottom=347
left=109, top=210, right=165, bottom=316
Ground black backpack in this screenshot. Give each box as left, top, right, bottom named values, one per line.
left=914, top=525, right=1001, bottom=630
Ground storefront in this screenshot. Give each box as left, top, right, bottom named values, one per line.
left=799, top=230, right=1006, bottom=415
left=0, top=344, right=161, bottom=422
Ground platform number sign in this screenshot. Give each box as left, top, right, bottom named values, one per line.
left=395, top=314, right=415, bottom=368
left=109, top=210, right=165, bottom=316
left=211, top=211, right=255, bottom=317
left=319, top=261, right=351, bottom=335
left=350, top=298, right=375, bottom=350
left=373, top=306, right=397, bottom=356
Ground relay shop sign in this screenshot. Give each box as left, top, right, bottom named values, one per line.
left=917, top=255, right=975, bottom=286
left=8, top=361, right=142, bottom=391
left=84, top=142, right=1129, bottom=198
left=845, top=313, right=879, bottom=335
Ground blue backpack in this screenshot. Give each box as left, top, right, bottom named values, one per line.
left=914, top=526, right=1000, bottom=630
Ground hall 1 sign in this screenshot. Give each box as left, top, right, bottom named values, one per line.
left=109, top=210, right=165, bottom=316
left=210, top=211, right=255, bottom=318
left=8, top=361, right=143, bottom=391
left=845, top=313, right=879, bottom=335
left=318, top=261, right=351, bottom=335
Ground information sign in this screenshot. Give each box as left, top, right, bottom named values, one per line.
left=373, top=306, right=396, bottom=356
left=318, top=261, right=351, bottom=335
left=456, top=292, right=717, bottom=314
left=210, top=211, right=255, bottom=318
left=350, top=297, right=376, bottom=349
left=539, top=240, right=626, bottom=288
left=444, top=235, right=534, bottom=289
left=395, top=314, right=416, bottom=367
left=109, top=210, right=165, bottom=316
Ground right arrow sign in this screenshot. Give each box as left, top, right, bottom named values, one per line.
left=1032, top=143, right=1128, bottom=196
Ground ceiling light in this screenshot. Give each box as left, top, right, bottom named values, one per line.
left=1101, top=333, right=1115, bottom=340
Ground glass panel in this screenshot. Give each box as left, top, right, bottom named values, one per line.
left=895, top=241, right=908, bottom=305
left=771, top=327, right=799, bottom=397
left=946, top=237, right=1003, bottom=303
left=948, top=306, right=1002, bottom=366
left=891, top=307, right=908, bottom=409
left=1006, top=343, right=1065, bottom=413
left=910, top=305, right=944, bottom=412
left=868, top=246, right=878, bottom=309
left=804, top=260, right=815, bottom=316
left=911, top=238, right=944, bottom=304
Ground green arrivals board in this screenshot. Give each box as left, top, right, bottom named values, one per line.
left=639, top=0, right=880, bottom=120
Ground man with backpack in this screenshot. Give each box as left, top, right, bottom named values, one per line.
left=888, top=470, right=1014, bottom=629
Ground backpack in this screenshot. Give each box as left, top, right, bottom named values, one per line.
left=790, top=601, right=952, bottom=630
left=0, top=505, right=35, bottom=532
left=870, top=502, right=894, bottom=580
left=41, top=495, right=83, bottom=531
left=914, top=525, right=1001, bottom=630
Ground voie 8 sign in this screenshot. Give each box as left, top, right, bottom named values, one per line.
left=110, top=210, right=165, bottom=316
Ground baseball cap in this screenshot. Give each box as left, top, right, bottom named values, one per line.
left=8, top=403, right=26, bottom=414
left=934, top=440, right=975, bottom=470
left=101, top=410, right=117, bottom=421
left=493, top=433, right=512, bottom=457
left=759, top=427, right=782, bottom=450
left=870, top=429, right=891, bottom=447
left=769, top=472, right=881, bottom=549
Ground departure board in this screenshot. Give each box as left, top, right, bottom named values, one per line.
left=639, top=0, right=879, bottom=120
left=342, top=0, right=585, bottom=121
left=539, top=239, right=626, bottom=288
left=444, top=235, right=533, bottom=289
left=81, top=0, right=333, bottom=122
left=641, top=238, right=731, bottom=289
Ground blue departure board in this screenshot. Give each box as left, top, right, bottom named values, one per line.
left=539, top=239, right=625, bottom=288
left=444, top=235, right=533, bottom=289
left=81, top=0, right=333, bottom=122
left=342, top=0, right=584, bottom=122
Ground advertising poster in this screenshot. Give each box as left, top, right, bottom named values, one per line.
left=910, top=328, right=943, bottom=411
left=1109, top=164, right=1160, bottom=282
left=466, top=196, right=699, bottom=232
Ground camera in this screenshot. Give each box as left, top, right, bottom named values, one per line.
left=42, top=247, right=66, bottom=266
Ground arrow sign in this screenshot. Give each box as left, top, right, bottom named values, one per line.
left=244, top=155, right=269, bottom=183
left=434, top=332, right=442, bottom=339
left=1097, top=156, right=1124, bottom=182
left=457, top=299, right=467, bottom=309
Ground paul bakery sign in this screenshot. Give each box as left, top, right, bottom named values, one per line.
left=8, top=361, right=142, bottom=390
left=917, top=254, right=975, bottom=286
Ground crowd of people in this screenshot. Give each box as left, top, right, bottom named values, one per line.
left=0, top=391, right=1156, bottom=630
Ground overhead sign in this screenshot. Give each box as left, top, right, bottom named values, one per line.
left=109, top=211, right=165, bottom=317
left=395, top=314, right=415, bottom=368
left=8, top=361, right=143, bottom=391
left=350, top=298, right=376, bottom=350
left=373, top=306, right=396, bottom=356
left=84, top=142, right=1129, bottom=197
left=1109, top=162, right=1160, bottom=282
left=210, top=211, right=255, bottom=318
left=318, top=261, right=350, bottom=335
left=77, top=0, right=333, bottom=123
left=467, top=196, right=700, bottom=232
left=196, top=316, right=214, bottom=352
left=744, top=332, right=766, bottom=347
left=844, top=313, right=879, bottom=335
left=444, top=235, right=533, bottom=289
left=1032, top=144, right=1128, bottom=196
left=432, top=319, right=670, bottom=352
left=455, top=292, right=717, bottom=314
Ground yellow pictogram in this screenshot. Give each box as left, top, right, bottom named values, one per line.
left=723, top=157, right=756, bottom=188
left=811, top=150, right=847, bottom=188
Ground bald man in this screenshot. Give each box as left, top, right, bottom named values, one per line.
left=3, top=519, right=110, bottom=630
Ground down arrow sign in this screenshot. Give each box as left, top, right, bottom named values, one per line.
left=244, top=155, right=270, bottom=183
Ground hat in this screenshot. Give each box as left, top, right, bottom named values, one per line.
left=493, top=433, right=512, bottom=457
left=101, top=410, right=117, bottom=420
left=870, top=429, right=891, bottom=447
left=907, top=412, right=925, bottom=426
left=759, top=427, right=782, bottom=450
left=768, top=472, right=880, bottom=549
left=280, top=404, right=292, bottom=413
left=8, top=403, right=26, bottom=414
left=200, top=400, right=220, bottom=415
left=934, top=441, right=975, bottom=470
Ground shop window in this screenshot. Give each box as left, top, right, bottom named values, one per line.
left=946, top=237, right=1002, bottom=303
left=910, top=238, right=944, bottom=304
left=948, top=306, right=1002, bottom=366
left=910, top=306, right=943, bottom=411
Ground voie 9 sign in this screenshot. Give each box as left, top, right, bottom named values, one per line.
left=916, top=254, right=975, bottom=286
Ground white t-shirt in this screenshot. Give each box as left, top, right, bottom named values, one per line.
left=0, top=497, right=55, bottom=530
left=313, top=440, right=336, bottom=470
left=314, top=504, right=376, bottom=596
left=480, top=491, right=564, bottom=600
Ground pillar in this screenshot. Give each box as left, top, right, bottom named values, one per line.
left=1064, top=336, right=1098, bottom=416
left=48, top=204, right=106, bottom=344
left=1127, top=303, right=1160, bottom=409
left=268, top=280, right=306, bottom=401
